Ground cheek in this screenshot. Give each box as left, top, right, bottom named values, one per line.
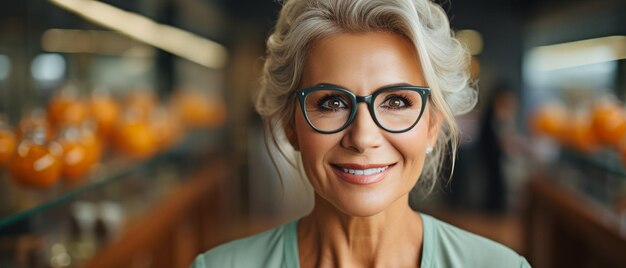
left=294, top=112, right=337, bottom=180
left=392, top=121, right=431, bottom=178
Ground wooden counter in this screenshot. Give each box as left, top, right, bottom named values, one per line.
left=526, top=176, right=626, bottom=268
left=84, top=160, right=232, bottom=268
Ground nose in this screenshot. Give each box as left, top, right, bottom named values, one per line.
left=340, top=103, right=384, bottom=153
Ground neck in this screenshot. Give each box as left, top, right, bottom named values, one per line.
left=298, top=194, right=423, bottom=267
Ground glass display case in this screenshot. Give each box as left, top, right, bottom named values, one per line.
left=0, top=1, right=233, bottom=267
left=522, top=0, right=626, bottom=222
left=521, top=1, right=626, bottom=267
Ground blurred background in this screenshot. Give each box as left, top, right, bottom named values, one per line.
left=0, top=0, right=625, bottom=267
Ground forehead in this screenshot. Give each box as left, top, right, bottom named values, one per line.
left=301, top=31, right=426, bottom=93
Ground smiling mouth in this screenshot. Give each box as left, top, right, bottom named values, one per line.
left=331, top=163, right=396, bottom=173
left=330, top=163, right=396, bottom=184
left=339, top=166, right=390, bottom=175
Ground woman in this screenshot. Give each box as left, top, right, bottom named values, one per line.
left=193, top=0, right=530, bottom=267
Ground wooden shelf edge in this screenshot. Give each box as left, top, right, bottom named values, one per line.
left=84, top=160, right=229, bottom=268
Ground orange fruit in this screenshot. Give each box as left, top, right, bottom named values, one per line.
left=90, top=92, right=120, bottom=138
left=113, top=111, right=156, bottom=159
left=206, top=99, right=227, bottom=128
left=591, top=98, right=626, bottom=146
left=80, top=125, right=103, bottom=166
left=124, top=90, right=158, bottom=120
left=9, top=138, right=62, bottom=189
left=48, top=94, right=88, bottom=127
left=57, top=126, right=98, bottom=184
left=59, top=139, right=90, bottom=183
left=565, top=111, right=598, bottom=153
left=16, top=111, right=55, bottom=142
left=171, top=90, right=227, bottom=128
left=150, top=108, right=182, bottom=151
left=0, top=128, right=16, bottom=167
left=530, top=103, right=567, bottom=141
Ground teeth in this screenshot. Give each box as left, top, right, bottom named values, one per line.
left=342, top=166, right=389, bottom=175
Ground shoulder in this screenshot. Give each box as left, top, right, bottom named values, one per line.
left=421, top=214, right=531, bottom=268
left=190, top=221, right=298, bottom=268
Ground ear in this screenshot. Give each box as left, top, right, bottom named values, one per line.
left=283, top=119, right=300, bottom=151
left=426, top=108, right=443, bottom=148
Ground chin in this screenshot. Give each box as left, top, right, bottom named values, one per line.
left=331, top=194, right=395, bottom=218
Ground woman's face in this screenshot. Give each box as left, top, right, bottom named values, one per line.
left=288, top=31, right=440, bottom=217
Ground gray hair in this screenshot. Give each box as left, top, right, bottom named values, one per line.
left=256, top=0, right=477, bottom=195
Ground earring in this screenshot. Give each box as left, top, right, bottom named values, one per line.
left=425, top=147, right=433, bottom=154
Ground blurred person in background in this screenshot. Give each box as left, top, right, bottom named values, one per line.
left=478, top=83, right=518, bottom=213
left=192, top=0, right=530, bottom=267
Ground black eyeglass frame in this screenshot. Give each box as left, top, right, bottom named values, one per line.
left=295, top=84, right=431, bottom=134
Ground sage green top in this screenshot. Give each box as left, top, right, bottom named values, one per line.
left=191, top=213, right=531, bottom=267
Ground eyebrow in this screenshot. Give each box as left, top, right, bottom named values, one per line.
left=314, top=82, right=417, bottom=91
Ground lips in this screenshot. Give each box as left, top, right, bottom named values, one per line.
left=342, top=166, right=389, bottom=175
left=330, top=163, right=396, bottom=185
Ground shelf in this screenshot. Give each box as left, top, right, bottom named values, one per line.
left=526, top=176, right=626, bottom=267
left=1, top=153, right=165, bottom=231
left=83, top=160, right=230, bottom=268
left=0, top=129, right=224, bottom=231
left=544, top=149, right=626, bottom=211
left=560, top=148, right=626, bottom=178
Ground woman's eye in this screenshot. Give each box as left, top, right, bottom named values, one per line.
left=320, top=97, right=347, bottom=110
left=381, top=97, right=408, bottom=109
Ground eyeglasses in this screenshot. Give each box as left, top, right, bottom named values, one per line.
left=295, top=84, right=430, bottom=134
